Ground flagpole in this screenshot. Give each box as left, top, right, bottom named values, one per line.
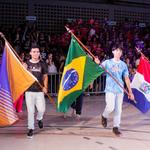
left=65, top=26, right=95, bottom=59
left=135, top=47, right=150, bottom=63
left=65, top=26, right=134, bottom=99
left=36, top=82, right=56, bottom=107
left=0, top=32, right=56, bottom=107
left=0, top=32, right=23, bottom=62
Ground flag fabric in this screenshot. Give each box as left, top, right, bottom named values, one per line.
left=57, top=36, right=104, bottom=112
left=124, top=56, right=150, bottom=113
left=0, top=53, right=2, bottom=68
left=0, top=42, right=37, bottom=126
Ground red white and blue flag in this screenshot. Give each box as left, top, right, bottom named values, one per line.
left=125, top=56, right=150, bottom=113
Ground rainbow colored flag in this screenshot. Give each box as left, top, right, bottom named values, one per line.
left=0, top=42, right=37, bottom=126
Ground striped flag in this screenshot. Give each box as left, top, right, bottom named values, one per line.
left=0, top=42, right=37, bottom=126
left=124, top=56, right=150, bottom=113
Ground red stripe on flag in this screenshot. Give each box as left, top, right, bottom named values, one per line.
left=137, top=56, right=150, bottom=83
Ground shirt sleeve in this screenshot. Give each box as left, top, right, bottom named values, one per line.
left=41, top=61, right=48, bottom=75
left=101, top=60, right=107, bottom=68
left=122, top=62, right=129, bottom=78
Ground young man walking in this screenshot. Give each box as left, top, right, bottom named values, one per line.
left=24, top=45, right=48, bottom=138
left=95, top=45, right=134, bottom=136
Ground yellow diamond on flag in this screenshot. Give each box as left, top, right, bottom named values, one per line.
left=58, top=56, right=86, bottom=106
left=57, top=36, right=104, bottom=112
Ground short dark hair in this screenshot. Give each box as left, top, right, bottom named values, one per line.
left=112, top=44, right=123, bottom=51
left=31, top=45, right=40, bottom=50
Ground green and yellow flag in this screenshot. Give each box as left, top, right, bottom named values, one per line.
left=57, top=36, right=104, bottom=112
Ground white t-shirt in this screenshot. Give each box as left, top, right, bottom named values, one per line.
left=48, top=63, right=57, bottom=74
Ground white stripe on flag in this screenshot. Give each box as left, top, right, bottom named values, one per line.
left=131, top=72, right=150, bottom=101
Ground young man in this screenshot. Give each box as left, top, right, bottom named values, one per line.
left=24, top=45, right=48, bottom=138
left=95, top=45, right=134, bottom=136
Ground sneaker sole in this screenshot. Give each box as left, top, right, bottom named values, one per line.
left=27, top=136, right=33, bottom=139
left=113, top=132, right=122, bottom=136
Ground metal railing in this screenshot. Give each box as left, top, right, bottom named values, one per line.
left=48, top=73, right=106, bottom=96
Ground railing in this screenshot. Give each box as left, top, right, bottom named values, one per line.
left=48, top=73, right=106, bottom=96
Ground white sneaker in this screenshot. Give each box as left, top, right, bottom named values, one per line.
left=71, top=109, right=76, bottom=117
left=76, top=114, right=81, bottom=120
left=63, top=113, right=67, bottom=119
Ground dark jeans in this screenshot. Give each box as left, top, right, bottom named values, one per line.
left=71, top=93, right=84, bottom=115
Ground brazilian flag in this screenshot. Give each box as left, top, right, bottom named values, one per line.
left=57, top=36, right=104, bottom=112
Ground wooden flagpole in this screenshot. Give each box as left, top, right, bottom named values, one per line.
left=0, top=32, right=56, bottom=107
left=135, top=47, right=150, bottom=63
left=65, top=26, right=135, bottom=101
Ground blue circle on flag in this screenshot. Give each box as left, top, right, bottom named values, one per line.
left=62, top=68, right=79, bottom=91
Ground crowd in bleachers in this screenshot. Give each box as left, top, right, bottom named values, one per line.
left=0, top=18, right=150, bottom=78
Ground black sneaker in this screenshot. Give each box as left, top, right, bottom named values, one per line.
left=101, top=115, right=107, bottom=128
left=113, top=127, right=122, bottom=136
left=38, top=120, right=43, bottom=129
left=27, top=129, right=33, bottom=138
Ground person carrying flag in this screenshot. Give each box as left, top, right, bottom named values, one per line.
left=24, top=45, right=48, bottom=138
left=95, top=44, right=134, bottom=136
